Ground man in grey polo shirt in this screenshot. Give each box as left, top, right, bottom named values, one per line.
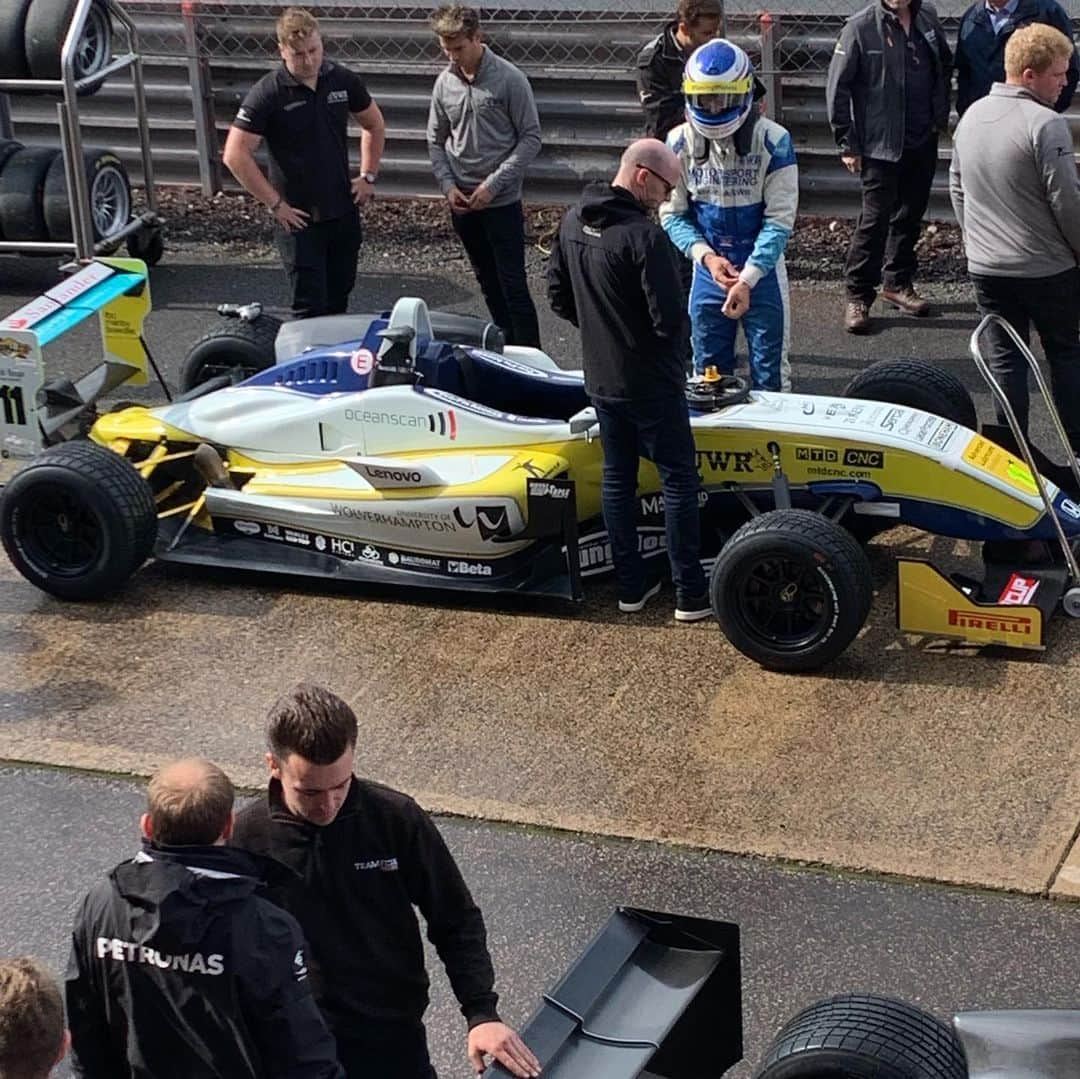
left=950, top=22, right=1080, bottom=457
left=427, top=4, right=543, bottom=347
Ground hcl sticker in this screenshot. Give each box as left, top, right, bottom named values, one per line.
left=998, top=573, right=1039, bottom=606
left=350, top=347, right=376, bottom=376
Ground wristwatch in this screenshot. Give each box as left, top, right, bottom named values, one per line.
left=360, top=171, right=377, bottom=184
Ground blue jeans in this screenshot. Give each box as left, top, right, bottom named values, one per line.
left=690, top=260, right=791, bottom=391
left=592, top=394, right=708, bottom=603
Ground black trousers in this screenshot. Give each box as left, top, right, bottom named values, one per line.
left=844, top=137, right=938, bottom=303
left=275, top=207, right=363, bottom=320
left=451, top=200, right=541, bottom=347
left=334, top=1016, right=437, bottom=1079
left=970, top=267, right=1080, bottom=450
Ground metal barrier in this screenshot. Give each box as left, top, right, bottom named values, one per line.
left=4, top=1, right=1078, bottom=213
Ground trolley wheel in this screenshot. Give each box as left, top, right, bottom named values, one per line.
left=1062, top=586, right=1080, bottom=618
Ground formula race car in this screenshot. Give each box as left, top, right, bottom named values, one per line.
left=3, top=259, right=1080, bottom=672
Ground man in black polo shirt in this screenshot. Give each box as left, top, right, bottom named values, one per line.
left=223, top=7, right=386, bottom=319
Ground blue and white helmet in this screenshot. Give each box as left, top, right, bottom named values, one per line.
left=683, top=39, right=755, bottom=140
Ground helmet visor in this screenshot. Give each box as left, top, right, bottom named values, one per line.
left=683, top=75, right=753, bottom=115
left=689, top=91, right=746, bottom=114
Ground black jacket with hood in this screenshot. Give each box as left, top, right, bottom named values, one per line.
left=826, top=0, right=953, bottom=162
left=547, top=182, right=687, bottom=401
left=230, top=777, right=500, bottom=1035
left=65, top=842, right=343, bottom=1079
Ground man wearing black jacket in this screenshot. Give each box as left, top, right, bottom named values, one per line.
left=826, top=0, right=952, bottom=333
left=65, top=758, right=343, bottom=1079
left=547, top=138, right=710, bottom=622
left=231, top=683, right=540, bottom=1079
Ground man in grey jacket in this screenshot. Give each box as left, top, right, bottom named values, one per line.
left=951, top=22, right=1080, bottom=456
left=826, top=0, right=952, bottom=334
left=427, top=5, right=542, bottom=347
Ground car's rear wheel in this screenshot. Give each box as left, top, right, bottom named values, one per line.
left=711, top=509, right=872, bottom=672
left=0, top=441, right=157, bottom=600
left=754, top=994, right=968, bottom=1079
left=179, top=317, right=282, bottom=393
left=843, top=359, right=977, bottom=431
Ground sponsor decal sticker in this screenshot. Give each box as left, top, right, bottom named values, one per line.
left=0, top=337, right=31, bottom=359
left=453, top=505, right=512, bottom=541
left=447, top=559, right=493, bottom=576
left=796, top=446, right=838, bottom=463
left=233, top=520, right=261, bottom=536
left=998, top=573, right=1039, bottom=606
left=315, top=535, right=327, bottom=551
left=948, top=609, right=1033, bottom=635
left=528, top=481, right=571, bottom=500
left=842, top=448, right=884, bottom=468
left=363, top=464, right=423, bottom=484
left=695, top=449, right=768, bottom=474
left=330, top=503, right=458, bottom=533
left=1060, top=497, right=1080, bottom=520
left=360, top=545, right=381, bottom=562
left=350, top=347, right=376, bottom=376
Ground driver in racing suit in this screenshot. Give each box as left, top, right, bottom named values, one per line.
left=660, top=40, right=798, bottom=391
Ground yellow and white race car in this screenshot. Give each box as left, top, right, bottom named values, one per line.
left=2, top=271, right=1079, bottom=672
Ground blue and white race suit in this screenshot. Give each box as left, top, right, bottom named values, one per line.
left=660, top=117, right=798, bottom=390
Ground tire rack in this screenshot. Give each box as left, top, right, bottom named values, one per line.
left=0, top=0, right=161, bottom=261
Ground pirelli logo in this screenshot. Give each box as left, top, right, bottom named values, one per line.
left=947, top=610, right=1033, bottom=635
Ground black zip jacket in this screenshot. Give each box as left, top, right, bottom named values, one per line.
left=65, top=843, right=343, bottom=1079
left=547, top=182, right=687, bottom=401
left=636, top=21, right=768, bottom=141
left=230, top=777, right=500, bottom=1033
left=955, top=0, right=1078, bottom=115
left=826, top=0, right=953, bottom=161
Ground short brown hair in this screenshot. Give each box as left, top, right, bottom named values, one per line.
left=147, top=759, right=234, bottom=846
left=0, top=958, right=64, bottom=1079
left=267, top=683, right=358, bottom=765
left=1005, top=22, right=1073, bottom=77
left=677, top=0, right=723, bottom=27
left=276, top=7, right=319, bottom=47
left=430, top=4, right=480, bottom=39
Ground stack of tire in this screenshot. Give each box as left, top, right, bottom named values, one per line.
left=0, top=0, right=161, bottom=262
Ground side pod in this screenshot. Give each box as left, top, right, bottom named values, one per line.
left=484, top=907, right=742, bottom=1079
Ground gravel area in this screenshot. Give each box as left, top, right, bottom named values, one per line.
left=151, top=186, right=968, bottom=283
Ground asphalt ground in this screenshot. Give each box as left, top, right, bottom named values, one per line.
left=4, top=764, right=1078, bottom=1079
left=0, top=243, right=1078, bottom=901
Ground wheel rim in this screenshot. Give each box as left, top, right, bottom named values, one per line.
left=730, top=553, right=835, bottom=651
left=90, top=165, right=129, bottom=241
left=17, top=484, right=103, bottom=577
left=74, top=4, right=111, bottom=79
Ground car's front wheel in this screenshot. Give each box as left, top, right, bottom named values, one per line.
left=754, top=994, right=968, bottom=1079
left=710, top=508, right=873, bottom=672
left=0, top=441, right=157, bottom=600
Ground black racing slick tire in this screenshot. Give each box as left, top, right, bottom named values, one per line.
left=25, top=0, right=112, bottom=92
left=754, top=994, right=968, bottom=1079
left=843, top=359, right=978, bottom=432
left=711, top=509, right=873, bottom=672
left=0, top=0, right=32, bottom=76
left=0, top=441, right=157, bottom=600
left=0, top=145, right=59, bottom=241
left=179, top=316, right=282, bottom=393
left=43, top=148, right=131, bottom=243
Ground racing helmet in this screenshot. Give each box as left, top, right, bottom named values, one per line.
left=683, top=39, right=755, bottom=141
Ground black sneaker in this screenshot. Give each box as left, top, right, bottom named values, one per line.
left=618, top=580, right=661, bottom=613
left=674, top=593, right=712, bottom=622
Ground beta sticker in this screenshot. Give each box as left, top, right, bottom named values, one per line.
left=350, top=347, right=376, bottom=376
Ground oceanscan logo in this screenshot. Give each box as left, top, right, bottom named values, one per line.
left=233, top=520, right=261, bottom=536
left=97, top=938, right=224, bottom=976
left=447, top=560, right=493, bottom=576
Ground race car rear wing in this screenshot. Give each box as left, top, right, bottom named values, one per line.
left=483, top=907, right=741, bottom=1079
left=0, top=257, right=150, bottom=461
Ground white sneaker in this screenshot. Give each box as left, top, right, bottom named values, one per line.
left=674, top=595, right=713, bottom=622
left=618, top=580, right=661, bottom=613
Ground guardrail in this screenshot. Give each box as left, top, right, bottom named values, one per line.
left=4, top=2, right=1079, bottom=216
